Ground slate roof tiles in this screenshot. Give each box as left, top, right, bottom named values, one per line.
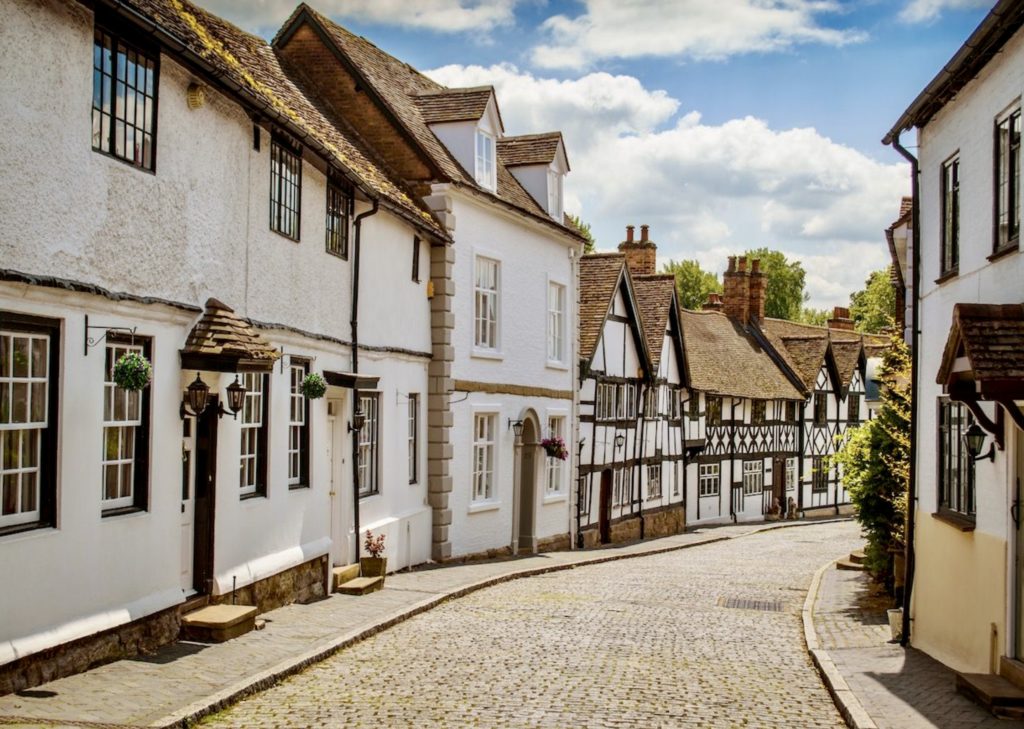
left=937, top=303, right=1024, bottom=385
left=182, top=298, right=279, bottom=366
left=497, top=133, right=565, bottom=168
left=631, top=275, right=676, bottom=372
left=579, top=254, right=627, bottom=362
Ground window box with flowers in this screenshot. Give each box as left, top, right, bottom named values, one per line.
left=541, top=435, right=568, bottom=461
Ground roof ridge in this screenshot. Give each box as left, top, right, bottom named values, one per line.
left=414, top=85, right=494, bottom=97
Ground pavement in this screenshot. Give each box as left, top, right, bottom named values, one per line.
left=0, top=517, right=844, bottom=729
left=809, top=558, right=1024, bottom=729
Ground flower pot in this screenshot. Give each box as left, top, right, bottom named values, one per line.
left=360, top=556, right=387, bottom=579
left=887, top=608, right=903, bottom=642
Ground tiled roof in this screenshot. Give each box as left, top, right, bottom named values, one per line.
left=414, top=87, right=495, bottom=124
left=679, top=310, right=804, bottom=401
left=762, top=317, right=860, bottom=343
left=777, top=336, right=829, bottom=389
left=899, top=196, right=913, bottom=221
left=118, top=0, right=445, bottom=240
left=632, top=275, right=676, bottom=372
left=497, top=133, right=565, bottom=169
left=830, top=340, right=864, bottom=388
left=579, top=254, right=627, bottom=362
left=182, top=298, right=279, bottom=369
left=295, top=6, right=581, bottom=239
left=937, top=303, right=1024, bottom=387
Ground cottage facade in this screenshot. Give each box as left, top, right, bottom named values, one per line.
left=0, top=0, right=445, bottom=691
left=885, top=0, right=1024, bottom=677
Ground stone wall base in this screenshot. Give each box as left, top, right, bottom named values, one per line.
left=578, top=505, right=686, bottom=548
left=0, top=603, right=180, bottom=696
left=536, top=533, right=571, bottom=553
left=213, top=554, right=329, bottom=613
left=642, top=505, right=686, bottom=539
left=803, top=504, right=854, bottom=519
left=0, top=554, right=329, bottom=696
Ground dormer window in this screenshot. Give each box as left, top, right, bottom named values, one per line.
left=547, top=169, right=563, bottom=220
left=475, top=130, right=496, bottom=190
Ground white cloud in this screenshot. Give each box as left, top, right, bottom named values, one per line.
left=194, top=0, right=518, bottom=33
left=428, top=63, right=908, bottom=308
left=899, top=0, right=992, bottom=23
left=529, top=0, right=867, bottom=70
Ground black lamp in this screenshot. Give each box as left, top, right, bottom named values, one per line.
left=964, top=423, right=995, bottom=462
left=225, top=375, right=247, bottom=417
left=180, top=372, right=211, bottom=418
left=508, top=419, right=525, bottom=438
left=614, top=433, right=626, bottom=450
left=349, top=408, right=366, bottom=433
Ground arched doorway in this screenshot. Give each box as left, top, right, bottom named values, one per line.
left=512, top=411, right=541, bottom=555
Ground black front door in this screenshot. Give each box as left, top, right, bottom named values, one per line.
left=599, top=469, right=612, bottom=544
left=193, top=396, right=218, bottom=595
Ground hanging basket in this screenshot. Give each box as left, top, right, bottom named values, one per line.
left=300, top=372, right=327, bottom=399
left=112, top=352, right=152, bottom=391
left=541, top=436, right=568, bottom=461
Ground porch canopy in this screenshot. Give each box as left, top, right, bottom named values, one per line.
left=180, top=298, right=279, bottom=373
left=936, top=303, right=1024, bottom=444
left=323, top=370, right=379, bottom=390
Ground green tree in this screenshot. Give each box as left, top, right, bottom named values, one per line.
left=798, top=307, right=830, bottom=327
left=743, top=247, right=807, bottom=320
left=568, top=214, right=595, bottom=254
left=831, top=334, right=910, bottom=590
left=661, top=259, right=722, bottom=310
left=850, top=267, right=896, bottom=334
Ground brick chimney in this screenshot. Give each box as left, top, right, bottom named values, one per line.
left=722, top=255, right=751, bottom=323
left=828, top=306, right=855, bottom=331
left=618, top=223, right=657, bottom=276
left=748, top=258, right=766, bottom=321
left=703, top=292, right=724, bottom=311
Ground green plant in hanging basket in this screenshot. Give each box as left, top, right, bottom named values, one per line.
left=300, top=372, right=327, bottom=399
left=112, top=352, right=152, bottom=391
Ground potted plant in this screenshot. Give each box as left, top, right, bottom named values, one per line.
left=112, top=351, right=152, bottom=391
left=360, top=530, right=387, bottom=580
left=540, top=435, right=568, bottom=461
left=300, top=372, right=327, bottom=399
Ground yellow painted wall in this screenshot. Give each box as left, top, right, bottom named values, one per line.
left=911, top=510, right=1007, bottom=674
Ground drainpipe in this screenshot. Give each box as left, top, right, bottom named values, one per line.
left=730, top=398, right=738, bottom=523
left=350, top=199, right=379, bottom=562
left=890, top=132, right=920, bottom=648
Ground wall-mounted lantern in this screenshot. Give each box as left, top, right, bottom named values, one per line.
left=614, top=433, right=626, bottom=450
left=508, top=419, right=525, bottom=438
left=180, top=373, right=246, bottom=420
left=349, top=408, right=367, bottom=433
left=964, top=423, right=995, bottom=462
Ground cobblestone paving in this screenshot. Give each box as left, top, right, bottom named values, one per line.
left=815, top=567, right=1024, bottom=729
left=204, top=521, right=861, bottom=728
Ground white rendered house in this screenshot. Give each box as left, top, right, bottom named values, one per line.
left=0, top=0, right=444, bottom=692
left=273, top=9, right=587, bottom=560
left=884, top=0, right=1024, bottom=678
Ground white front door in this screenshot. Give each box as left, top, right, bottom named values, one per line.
left=328, top=396, right=352, bottom=566
left=180, top=425, right=195, bottom=593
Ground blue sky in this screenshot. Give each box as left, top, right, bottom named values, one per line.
left=199, top=0, right=992, bottom=309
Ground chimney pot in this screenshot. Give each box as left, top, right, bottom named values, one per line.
left=751, top=259, right=760, bottom=274
left=640, top=224, right=649, bottom=242
left=727, top=256, right=736, bottom=273
left=626, top=225, right=634, bottom=243
left=738, top=256, right=747, bottom=273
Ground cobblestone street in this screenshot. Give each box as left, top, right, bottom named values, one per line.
left=203, top=521, right=861, bottom=728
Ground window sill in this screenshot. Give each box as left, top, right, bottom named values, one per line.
left=240, top=491, right=266, bottom=501
left=542, top=493, right=567, bottom=505
left=271, top=228, right=301, bottom=244
left=471, top=348, right=504, bottom=361
left=934, top=268, right=959, bottom=285
left=93, top=147, right=156, bottom=176
left=468, top=500, right=501, bottom=514
left=102, top=505, right=147, bottom=519
left=359, top=491, right=380, bottom=501
left=326, top=249, right=349, bottom=261
left=546, top=360, right=569, bottom=371
left=288, top=483, right=310, bottom=491
left=988, top=241, right=1019, bottom=262
left=932, top=509, right=975, bottom=532
left=0, top=521, right=55, bottom=539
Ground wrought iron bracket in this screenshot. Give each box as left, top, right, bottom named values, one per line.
left=84, top=314, right=136, bottom=356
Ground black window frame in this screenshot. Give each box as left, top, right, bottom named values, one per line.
left=813, top=393, right=827, bottom=426
left=847, top=392, right=861, bottom=424
left=706, top=396, right=722, bottom=426
left=688, top=393, right=699, bottom=421
left=938, top=399, right=975, bottom=518
left=940, top=155, right=960, bottom=277
left=91, top=20, right=160, bottom=173
left=751, top=399, right=766, bottom=425
left=287, top=359, right=311, bottom=490
left=786, top=401, right=798, bottom=423
left=811, top=456, right=828, bottom=493
left=101, top=332, right=152, bottom=517
left=0, top=312, right=60, bottom=537
left=270, top=136, right=302, bottom=241
left=325, top=179, right=351, bottom=259
left=994, top=109, right=1021, bottom=254
left=412, top=236, right=421, bottom=283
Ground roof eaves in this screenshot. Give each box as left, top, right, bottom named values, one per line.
left=450, top=180, right=586, bottom=244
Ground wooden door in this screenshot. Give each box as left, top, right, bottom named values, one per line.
left=773, top=457, right=786, bottom=513
left=192, top=396, right=219, bottom=595
left=599, top=469, right=612, bottom=544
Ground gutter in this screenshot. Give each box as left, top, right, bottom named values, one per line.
left=888, top=133, right=920, bottom=649
left=350, top=200, right=380, bottom=561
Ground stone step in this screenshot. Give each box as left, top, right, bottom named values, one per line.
left=180, top=604, right=257, bottom=643
left=1000, top=656, right=1024, bottom=691
left=835, top=558, right=865, bottom=571
left=336, top=576, right=384, bottom=596
left=849, top=549, right=866, bottom=565
left=956, top=672, right=1024, bottom=716
left=332, top=564, right=361, bottom=592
